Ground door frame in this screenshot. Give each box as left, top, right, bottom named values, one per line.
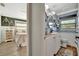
left=27, top=3, right=32, bottom=56
left=27, top=3, right=45, bottom=56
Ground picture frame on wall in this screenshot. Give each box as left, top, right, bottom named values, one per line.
left=1, top=16, right=15, bottom=26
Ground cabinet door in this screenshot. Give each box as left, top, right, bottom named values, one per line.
left=6, top=30, right=13, bottom=41
left=47, top=36, right=56, bottom=55
left=43, top=33, right=61, bottom=56
left=44, top=34, right=57, bottom=56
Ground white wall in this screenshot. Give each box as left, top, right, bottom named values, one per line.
left=0, top=5, right=3, bottom=42
left=77, top=4, right=79, bottom=32
left=59, top=32, right=77, bottom=47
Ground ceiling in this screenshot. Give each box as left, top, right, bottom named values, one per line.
left=0, top=3, right=78, bottom=20
left=45, top=3, right=78, bottom=15
left=0, top=3, right=27, bottom=20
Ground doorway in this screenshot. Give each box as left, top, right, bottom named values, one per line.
left=0, top=3, right=29, bottom=56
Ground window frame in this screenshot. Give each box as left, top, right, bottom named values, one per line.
left=59, top=17, right=77, bottom=32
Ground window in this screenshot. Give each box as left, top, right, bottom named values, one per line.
left=60, top=18, right=76, bottom=32
left=15, top=20, right=27, bottom=33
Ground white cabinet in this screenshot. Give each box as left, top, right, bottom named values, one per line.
left=0, top=27, right=15, bottom=42
left=5, top=30, right=13, bottom=42
left=43, top=32, right=61, bottom=56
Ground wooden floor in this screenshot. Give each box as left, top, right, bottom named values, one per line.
left=0, top=41, right=27, bottom=56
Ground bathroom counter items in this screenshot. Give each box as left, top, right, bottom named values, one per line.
left=16, top=33, right=27, bottom=35
left=44, top=32, right=57, bottom=39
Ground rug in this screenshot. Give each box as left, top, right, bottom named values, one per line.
left=54, top=45, right=78, bottom=56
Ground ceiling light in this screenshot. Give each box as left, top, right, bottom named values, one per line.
left=45, top=5, right=49, bottom=10
left=52, top=11, right=56, bottom=15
